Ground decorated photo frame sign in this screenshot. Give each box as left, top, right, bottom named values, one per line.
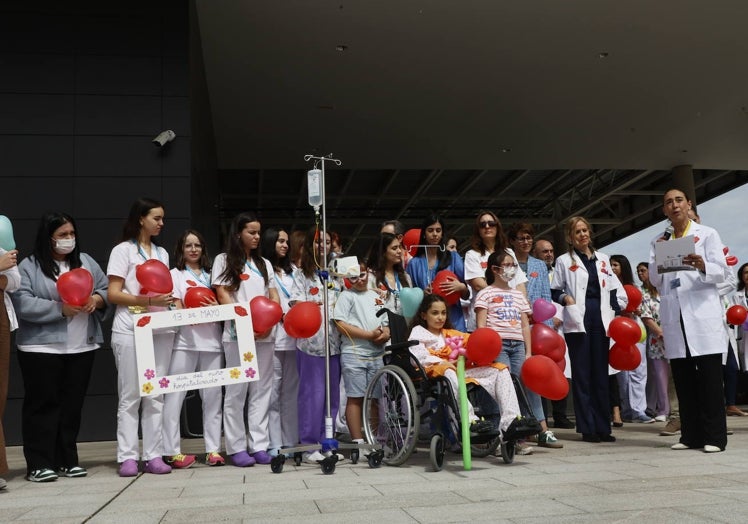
left=134, top=303, right=258, bottom=397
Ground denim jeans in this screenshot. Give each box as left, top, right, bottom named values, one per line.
left=497, top=339, right=545, bottom=422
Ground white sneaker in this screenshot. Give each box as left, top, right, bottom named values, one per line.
left=671, top=443, right=690, bottom=450
left=324, top=450, right=345, bottom=463
left=654, top=415, right=667, bottom=422
left=303, top=451, right=325, bottom=464
left=703, top=445, right=722, bottom=453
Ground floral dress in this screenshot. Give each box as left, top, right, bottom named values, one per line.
left=640, top=288, right=665, bottom=359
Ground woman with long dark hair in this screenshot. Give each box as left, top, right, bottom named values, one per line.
left=262, top=227, right=299, bottom=455
left=12, top=212, right=108, bottom=482
left=107, top=198, right=176, bottom=477
left=212, top=212, right=280, bottom=466
left=406, top=213, right=468, bottom=330
left=367, top=232, right=412, bottom=315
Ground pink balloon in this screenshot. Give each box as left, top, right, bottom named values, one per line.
left=532, top=298, right=556, bottom=323
left=56, top=268, right=94, bottom=306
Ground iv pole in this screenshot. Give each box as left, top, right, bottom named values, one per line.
left=304, top=153, right=341, bottom=449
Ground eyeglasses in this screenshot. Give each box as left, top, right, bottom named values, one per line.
left=492, top=263, right=518, bottom=270
left=348, top=272, right=368, bottom=283
left=514, top=236, right=533, bottom=243
left=479, top=220, right=498, bottom=228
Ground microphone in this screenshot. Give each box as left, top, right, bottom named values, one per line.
left=663, top=225, right=674, bottom=241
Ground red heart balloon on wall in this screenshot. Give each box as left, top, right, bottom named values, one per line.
left=184, top=287, right=217, bottom=308
left=249, top=296, right=283, bottom=333
left=136, top=259, right=173, bottom=294
left=57, top=268, right=94, bottom=306
left=284, top=301, right=322, bottom=338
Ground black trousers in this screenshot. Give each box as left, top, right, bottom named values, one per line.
left=17, top=350, right=95, bottom=473
left=670, top=352, right=727, bottom=450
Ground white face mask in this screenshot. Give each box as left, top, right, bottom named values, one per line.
left=53, top=238, right=76, bottom=255
left=500, top=266, right=517, bottom=282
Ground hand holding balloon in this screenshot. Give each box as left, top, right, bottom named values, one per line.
left=0, top=249, right=18, bottom=271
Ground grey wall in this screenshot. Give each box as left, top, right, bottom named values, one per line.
left=0, top=3, right=190, bottom=445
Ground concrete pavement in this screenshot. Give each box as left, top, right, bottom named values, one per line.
left=2, top=415, right=748, bottom=523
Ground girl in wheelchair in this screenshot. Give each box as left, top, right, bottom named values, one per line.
left=409, top=294, right=535, bottom=442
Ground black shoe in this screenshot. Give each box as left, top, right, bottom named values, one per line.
left=598, top=433, right=616, bottom=442
left=582, top=433, right=601, bottom=443
left=553, top=417, right=575, bottom=429
left=503, top=416, right=542, bottom=442
left=470, top=418, right=499, bottom=436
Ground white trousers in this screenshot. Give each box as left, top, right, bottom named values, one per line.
left=111, top=332, right=174, bottom=462
left=620, top=342, right=649, bottom=419
left=267, top=350, right=299, bottom=449
left=223, top=340, right=274, bottom=455
left=162, top=350, right=224, bottom=454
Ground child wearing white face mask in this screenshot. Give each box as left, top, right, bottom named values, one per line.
left=475, top=250, right=564, bottom=451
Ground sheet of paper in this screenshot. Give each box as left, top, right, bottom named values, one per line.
left=654, top=234, right=696, bottom=274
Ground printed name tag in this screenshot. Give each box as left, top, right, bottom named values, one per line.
left=670, top=278, right=681, bottom=289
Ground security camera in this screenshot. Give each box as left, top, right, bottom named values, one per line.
left=152, top=130, right=176, bottom=147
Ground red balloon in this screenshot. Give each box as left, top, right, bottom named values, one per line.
left=531, top=323, right=561, bottom=357
left=184, top=287, right=217, bottom=308
left=521, top=355, right=569, bottom=400
left=726, top=304, right=748, bottom=326
left=136, top=259, right=173, bottom=294
left=432, top=270, right=461, bottom=306
left=623, top=285, right=642, bottom=313
left=609, top=342, right=642, bottom=371
left=726, top=255, right=738, bottom=266
left=555, top=357, right=566, bottom=373
left=56, top=268, right=94, bottom=306
left=608, top=316, right=641, bottom=345
left=250, top=296, right=283, bottom=333
left=284, top=301, right=322, bottom=338
left=402, top=228, right=421, bottom=256
left=465, top=327, right=502, bottom=366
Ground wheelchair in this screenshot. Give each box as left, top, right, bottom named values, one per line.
left=362, top=309, right=531, bottom=471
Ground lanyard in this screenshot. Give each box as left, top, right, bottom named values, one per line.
left=274, top=272, right=291, bottom=298
left=186, top=267, right=210, bottom=287
left=133, top=240, right=163, bottom=263
left=245, top=259, right=263, bottom=278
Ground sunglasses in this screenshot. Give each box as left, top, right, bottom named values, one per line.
left=479, top=220, right=498, bottom=228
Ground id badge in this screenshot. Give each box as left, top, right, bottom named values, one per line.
left=670, top=278, right=681, bottom=289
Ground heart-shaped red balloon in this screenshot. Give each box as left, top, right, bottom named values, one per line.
left=402, top=228, right=421, bottom=256
left=531, top=323, right=561, bottom=357
left=432, top=270, right=461, bottom=306
left=249, top=296, right=283, bottom=333
left=623, top=285, right=643, bottom=312
left=184, top=287, right=217, bottom=308
left=284, top=301, right=322, bottom=338
left=136, top=259, right=173, bottom=294
left=57, top=268, right=94, bottom=306
left=521, top=355, right=569, bottom=400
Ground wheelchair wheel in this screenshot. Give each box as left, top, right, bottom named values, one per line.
left=471, top=433, right=501, bottom=458
left=500, top=441, right=515, bottom=464
left=429, top=434, right=445, bottom=471
left=363, top=365, right=419, bottom=466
